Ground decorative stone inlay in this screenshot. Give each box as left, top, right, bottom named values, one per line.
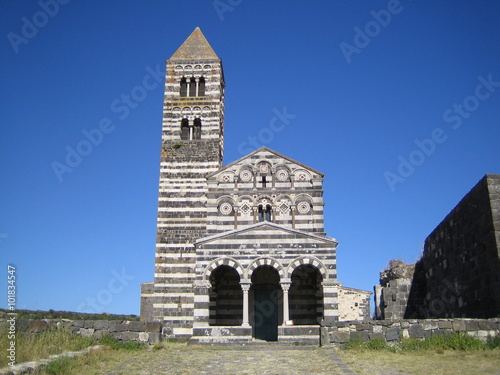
left=297, top=172, right=308, bottom=181
left=278, top=202, right=290, bottom=214
left=297, top=201, right=311, bottom=214
left=221, top=174, right=231, bottom=182
left=239, top=203, right=251, bottom=215
left=277, top=169, right=289, bottom=181
left=259, top=163, right=269, bottom=173
left=219, top=203, right=233, bottom=215
left=240, top=170, right=252, bottom=182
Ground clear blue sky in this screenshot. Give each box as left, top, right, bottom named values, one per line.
left=1, top=1, right=499, bottom=316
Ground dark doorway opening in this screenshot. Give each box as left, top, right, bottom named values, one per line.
left=289, top=265, right=323, bottom=324
left=251, top=265, right=281, bottom=341
left=209, top=265, right=242, bottom=326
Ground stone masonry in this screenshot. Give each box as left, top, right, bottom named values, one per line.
left=375, top=174, right=500, bottom=320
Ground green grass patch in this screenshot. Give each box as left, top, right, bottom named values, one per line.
left=98, top=334, right=145, bottom=350
left=0, top=326, right=95, bottom=367
left=344, top=332, right=498, bottom=353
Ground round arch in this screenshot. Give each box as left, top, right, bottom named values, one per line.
left=247, top=257, right=284, bottom=280
left=203, top=257, right=244, bottom=281
left=287, top=256, right=328, bottom=280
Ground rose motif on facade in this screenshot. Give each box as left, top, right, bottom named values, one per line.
left=219, top=202, right=233, bottom=215
left=297, top=201, right=311, bottom=214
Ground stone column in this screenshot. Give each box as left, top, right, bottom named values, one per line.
left=291, top=206, right=296, bottom=228
left=233, top=207, right=238, bottom=229
left=281, top=282, right=291, bottom=324
left=241, top=282, right=251, bottom=327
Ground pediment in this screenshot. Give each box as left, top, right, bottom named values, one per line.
left=207, top=147, right=323, bottom=181
left=195, top=222, right=337, bottom=246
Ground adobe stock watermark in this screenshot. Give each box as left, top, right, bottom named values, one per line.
left=77, top=268, right=134, bottom=314
left=384, top=74, right=500, bottom=192
left=0, top=233, right=8, bottom=245
left=213, top=0, right=243, bottom=21
left=51, top=64, right=163, bottom=183
left=7, top=0, right=72, bottom=55
left=237, top=106, right=296, bottom=155
left=339, top=0, right=410, bottom=64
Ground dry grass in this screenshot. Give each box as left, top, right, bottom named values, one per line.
left=0, top=326, right=95, bottom=367
left=339, top=348, right=500, bottom=375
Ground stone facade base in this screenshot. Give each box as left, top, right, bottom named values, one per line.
left=189, top=325, right=320, bottom=344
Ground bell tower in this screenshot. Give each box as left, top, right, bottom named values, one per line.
left=142, top=28, right=225, bottom=337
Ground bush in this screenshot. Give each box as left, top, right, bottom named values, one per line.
left=486, top=335, right=500, bottom=349
left=364, top=339, right=388, bottom=350
left=98, top=334, right=144, bottom=350
left=45, top=357, right=72, bottom=375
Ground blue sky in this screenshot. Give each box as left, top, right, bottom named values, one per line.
left=1, top=1, right=499, bottom=316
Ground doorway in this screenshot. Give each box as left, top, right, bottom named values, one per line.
left=251, top=266, right=281, bottom=341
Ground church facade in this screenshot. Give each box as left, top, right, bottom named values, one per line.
left=140, top=28, right=371, bottom=342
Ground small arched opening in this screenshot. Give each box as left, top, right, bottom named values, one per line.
left=180, top=118, right=189, bottom=140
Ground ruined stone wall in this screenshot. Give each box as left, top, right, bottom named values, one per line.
left=374, top=260, right=415, bottom=320
left=1, top=319, right=162, bottom=345
left=406, top=174, right=500, bottom=318
left=321, top=318, right=500, bottom=346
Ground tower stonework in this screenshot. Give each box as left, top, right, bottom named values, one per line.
left=141, top=28, right=371, bottom=342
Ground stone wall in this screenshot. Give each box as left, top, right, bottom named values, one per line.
left=374, top=260, right=415, bottom=320
left=337, top=285, right=372, bottom=321
left=406, top=174, right=500, bottom=318
left=320, top=318, right=500, bottom=346
left=3, top=319, right=162, bottom=345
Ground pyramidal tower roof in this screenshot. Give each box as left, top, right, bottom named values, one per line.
left=170, top=27, right=219, bottom=61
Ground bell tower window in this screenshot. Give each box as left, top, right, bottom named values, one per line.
left=189, top=77, right=197, bottom=97
left=193, top=118, right=202, bottom=140
left=180, top=78, right=188, bottom=97
left=180, top=118, right=189, bottom=140
left=198, top=77, right=206, bottom=96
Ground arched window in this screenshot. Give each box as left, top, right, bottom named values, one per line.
left=258, top=204, right=272, bottom=222
left=198, top=77, right=206, bottom=96
left=180, top=78, right=187, bottom=97
left=193, top=118, right=202, bottom=140
left=189, top=77, right=197, bottom=97
left=180, top=118, right=189, bottom=140
left=265, top=204, right=272, bottom=222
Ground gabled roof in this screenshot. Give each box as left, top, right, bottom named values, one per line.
left=170, top=27, right=219, bottom=61
left=195, top=221, right=337, bottom=245
left=207, top=146, right=324, bottom=179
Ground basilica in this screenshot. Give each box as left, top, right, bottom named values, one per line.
left=140, top=28, right=371, bottom=342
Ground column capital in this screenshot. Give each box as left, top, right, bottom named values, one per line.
left=193, top=280, right=211, bottom=289
left=280, top=282, right=291, bottom=292
left=240, top=281, right=251, bottom=292
left=321, top=281, right=340, bottom=287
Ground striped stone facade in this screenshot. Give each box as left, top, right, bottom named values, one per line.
left=140, top=28, right=370, bottom=341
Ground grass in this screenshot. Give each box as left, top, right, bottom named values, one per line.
left=342, top=332, right=500, bottom=352
left=339, top=332, right=500, bottom=375
left=0, top=326, right=145, bottom=374
left=0, top=326, right=95, bottom=367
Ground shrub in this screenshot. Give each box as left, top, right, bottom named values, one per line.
left=98, top=334, right=144, bottom=350
left=45, top=357, right=72, bottom=375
